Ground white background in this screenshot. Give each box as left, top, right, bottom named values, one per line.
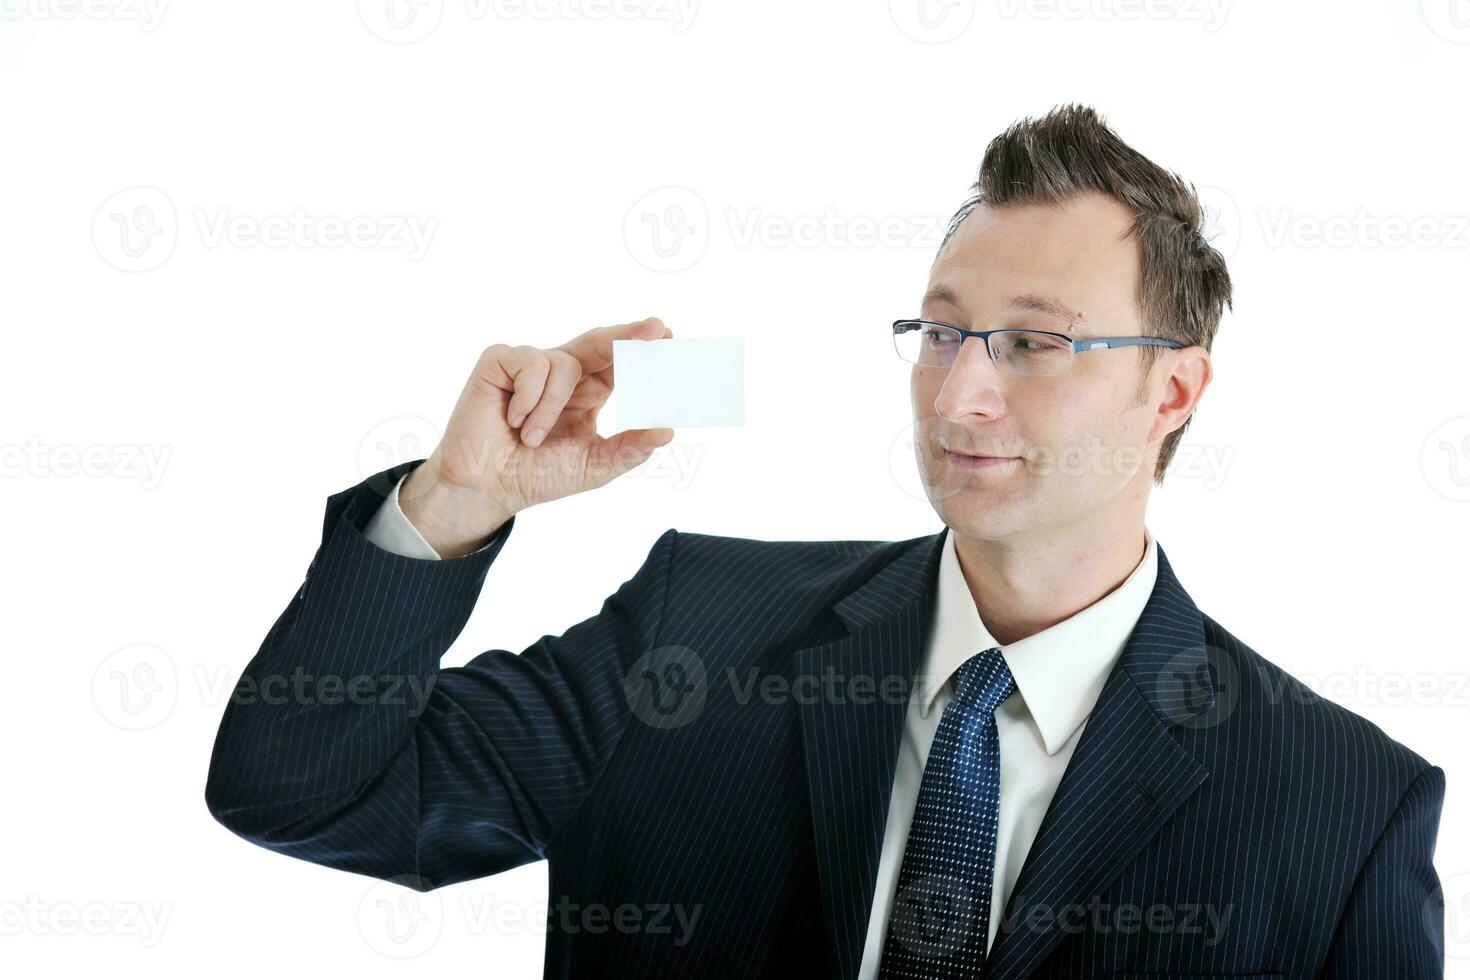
left=3, top=1, right=1469, bottom=976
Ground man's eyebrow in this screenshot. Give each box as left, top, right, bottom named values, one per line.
left=921, top=283, right=963, bottom=309
left=920, top=285, right=1092, bottom=333
left=1008, top=292, right=1082, bottom=323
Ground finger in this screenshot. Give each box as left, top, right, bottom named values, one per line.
left=498, top=346, right=552, bottom=429
left=558, top=316, right=671, bottom=375
left=461, top=344, right=538, bottom=425
left=582, top=428, right=676, bottom=487
left=518, top=351, right=584, bottom=447
left=566, top=368, right=614, bottom=410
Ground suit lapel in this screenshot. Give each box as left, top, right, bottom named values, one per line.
left=795, top=531, right=1216, bottom=980
left=795, top=527, right=948, bottom=980
left=984, top=543, right=1215, bottom=979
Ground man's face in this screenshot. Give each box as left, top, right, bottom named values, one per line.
left=912, top=190, right=1188, bottom=543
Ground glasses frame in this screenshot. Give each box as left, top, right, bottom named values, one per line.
left=892, top=318, right=1185, bottom=375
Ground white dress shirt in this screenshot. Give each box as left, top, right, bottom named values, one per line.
left=857, top=522, right=1157, bottom=975
left=360, top=476, right=1158, bottom=969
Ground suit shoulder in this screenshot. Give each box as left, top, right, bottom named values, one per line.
left=656, top=527, right=936, bottom=627
left=1200, top=612, right=1436, bottom=793
left=668, top=527, right=924, bottom=579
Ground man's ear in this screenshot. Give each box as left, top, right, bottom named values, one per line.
left=1150, top=346, right=1212, bottom=444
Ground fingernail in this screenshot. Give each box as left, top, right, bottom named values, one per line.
left=510, top=413, right=525, bottom=427
left=524, top=428, right=544, bottom=446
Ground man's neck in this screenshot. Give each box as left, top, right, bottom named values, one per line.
left=951, top=520, right=1149, bottom=647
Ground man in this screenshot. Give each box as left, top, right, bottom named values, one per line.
left=205, top=104, right=1445, bottom=978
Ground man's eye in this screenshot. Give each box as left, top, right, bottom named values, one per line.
left=923, top=329, right=958, bottom=345
left=1006, top=333, right=1069, bottom=354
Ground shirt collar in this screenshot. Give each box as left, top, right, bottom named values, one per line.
left=916, top=524, right=1159, bottom=755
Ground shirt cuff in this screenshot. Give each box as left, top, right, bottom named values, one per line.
left=361, top=471, right=445, bottom=560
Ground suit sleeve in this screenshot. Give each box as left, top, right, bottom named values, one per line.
left=1317, top=763, right=1447, bottom=978
left=204, top=458, right=678, bottom=891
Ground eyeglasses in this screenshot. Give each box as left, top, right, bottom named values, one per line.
left=892, top=318, right=1183, bottom=377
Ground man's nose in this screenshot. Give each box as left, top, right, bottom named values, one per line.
left=932, top=337, right=1008, bottom=418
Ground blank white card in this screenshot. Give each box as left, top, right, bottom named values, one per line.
left=612, top=337, right=745, bottom=429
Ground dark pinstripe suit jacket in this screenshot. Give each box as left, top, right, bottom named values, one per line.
left=206, top=460, right=1446, bottom=979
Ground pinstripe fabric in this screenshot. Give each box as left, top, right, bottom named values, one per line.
left=206, top=460, right=1446, bottom=979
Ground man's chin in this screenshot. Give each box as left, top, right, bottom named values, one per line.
left=931, top=495, right=1029, bottom=540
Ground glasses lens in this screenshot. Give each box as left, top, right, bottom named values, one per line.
left=894, top=321, right=963, bottom=367
left=992, top=330, right=1073, bottom=376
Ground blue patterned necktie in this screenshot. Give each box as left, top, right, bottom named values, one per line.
left=878, top=646, right=1016, bottom=978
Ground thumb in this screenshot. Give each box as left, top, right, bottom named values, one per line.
left=583, top=428, right=675, bottom=487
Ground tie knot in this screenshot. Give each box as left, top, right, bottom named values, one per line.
left=953, top=646, right=1015, bottom=713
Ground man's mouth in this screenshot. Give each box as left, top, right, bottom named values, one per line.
left=945, top=450, right=1022, bottom=470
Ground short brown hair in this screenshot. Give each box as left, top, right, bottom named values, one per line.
left=939, top=103, right=1233, bottom=484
